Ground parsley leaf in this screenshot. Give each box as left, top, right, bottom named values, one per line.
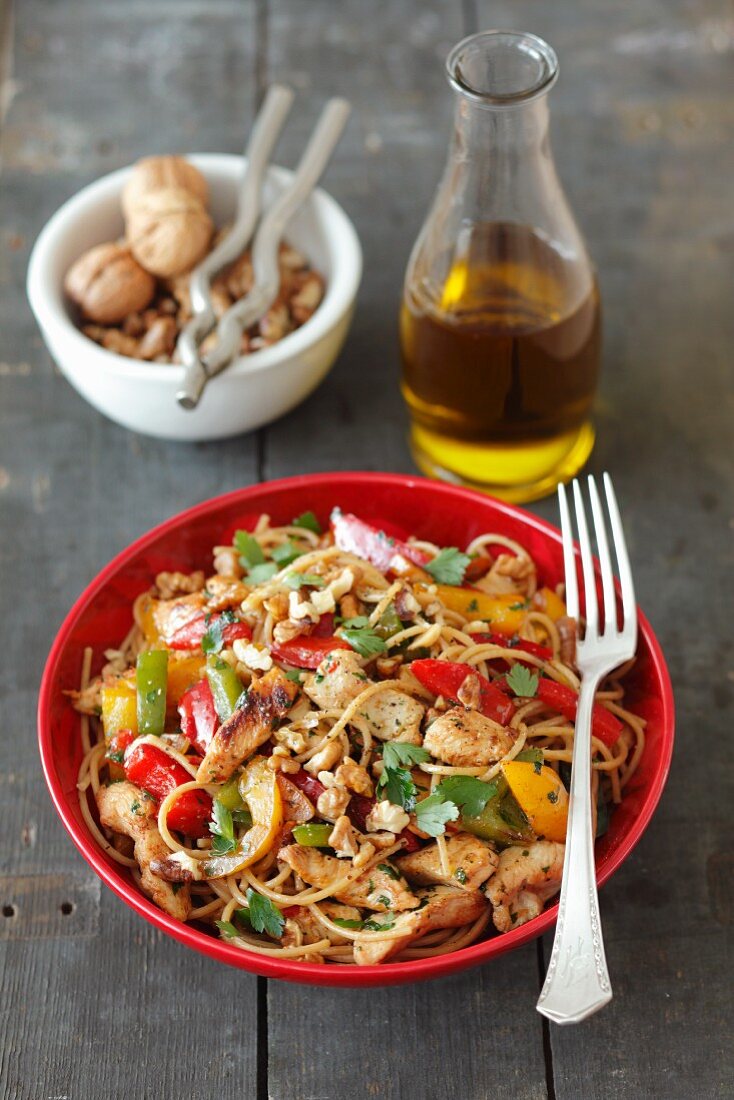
left=363, top=917, right=396, bottom=932
left=215, top=920, right=240, bottom=939
left=382, top=742, right=431, bottom=769
left=284, top=669, right=303, bottom=683
left=245, top=562, right=279, bottom=585
left=425, top=547, right=471, bottom=586
left=283, top=571, right=326, bottom=589
left=234, top=530, right=265, bottom=568
left=271, top=540, right=302, bottom=566
left=292, top=510, right=322, bottom=535
left=436, top=775, right=500, bottom=818
left=246, top=888, right=285, bottom=938
left=209, top=798, right=237, bottom=855
left=505, top=664, right=539, bottom=698
left=414, top=791, right=459, bottom=837
left=377, top=765, right=417, bottom=811
left=378, top=862, right=400, bottom=880
left=332, top=917, right=364, bottom=930
left=339, top=622, right=387, bottom=659
left=201, top=610, right=237, bottom=655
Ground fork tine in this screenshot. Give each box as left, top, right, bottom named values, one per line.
left=572, top=479, right=598, bottom=637
left=603, top=473, right=637, bottom=642
left=557, top=482, right=579, bottom=620
left=588, top=475, right=617, bottom=636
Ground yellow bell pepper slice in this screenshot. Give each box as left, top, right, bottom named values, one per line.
left=137, top=595, right=163, bottom=647
left=101, top=677, right=138, bottom=740
left=535, top=586, right=567, bottom=621
left=427, top=586, right=528, bottom=636
left=166, top=654, right=206, bottom=708
left=202, top=757, right=282, bottom=878
left=501, top=761, right=568, bottom=843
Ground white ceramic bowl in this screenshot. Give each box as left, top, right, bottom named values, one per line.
left=27, top=154, right=362, bottom=441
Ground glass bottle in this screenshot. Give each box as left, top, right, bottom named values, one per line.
left=400, top=31, right=601, bottom=503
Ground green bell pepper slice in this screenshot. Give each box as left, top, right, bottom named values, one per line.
left=136, top=650, right=168, bottom=736
left=206, top=655, right=244, bottom=722
left=460, top=775, right=535, bottom=846
left=292, top=823, right=333, bottom=846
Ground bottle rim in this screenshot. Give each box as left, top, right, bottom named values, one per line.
left=446, top=30, right=559, bottom=107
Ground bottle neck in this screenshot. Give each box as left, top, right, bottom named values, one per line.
left=451, top=93, right=550, bottom=159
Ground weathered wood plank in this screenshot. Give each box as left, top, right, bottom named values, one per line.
left=261, top=5, right=549, bottom=1097
left=0, top=2, right=265, bottom=1096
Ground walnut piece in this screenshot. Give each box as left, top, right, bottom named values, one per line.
left=122, top=155, right=209, bottom=218
left=65, top=242, right=156, bottom=325
left=127, top=187, right=213, bottom=278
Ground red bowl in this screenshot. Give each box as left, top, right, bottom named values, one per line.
left=38, top=472, right=674, bottom=987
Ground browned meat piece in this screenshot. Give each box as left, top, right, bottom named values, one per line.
left=486, top=841, right=565, bottom=932
left=278, top=844, right=419, bottom=913
left=354, top=885, right=488, bottom=965
left=96, top=781, right=190, bottom=920
left=303, top=649, right=370, bottom=711
left=395, top=833, right=498, bottom=892
left=196, top=668, right=298, bottom=784
left=423, top=707, right=515, bottom=767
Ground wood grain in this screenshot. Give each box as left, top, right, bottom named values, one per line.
left=1, top=0, right=733, bottom=1097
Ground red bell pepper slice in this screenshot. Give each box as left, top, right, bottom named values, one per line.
left=470, top=632, right=553, bottom=671
left=288, top=768, right=327, bottom=804
left=410, top=658, right=516, bottom=726
left=123, top=742, right=212, bottom=838
left=536, top=678, right=624, bottom=748
left=331, top=511, right=430, bottom=573
left=271, top=634, right=351, bottom=670
left=167, top=611, right=252, bottom=652
left=178, top=678, right=219, bottom=753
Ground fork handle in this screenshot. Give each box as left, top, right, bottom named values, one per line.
left=536, top=673, right=612, bottom=1024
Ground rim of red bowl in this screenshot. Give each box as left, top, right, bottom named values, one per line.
left=37, top=472, right=675, bottom=987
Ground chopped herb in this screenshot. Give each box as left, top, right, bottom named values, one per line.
left=292, top=510, right=322, bottom=535
left=130, top=800, right=140, bottom=814
left=547, top=789, right=559, bottom=804
left=234, top=906, right=254, bottom=931
left=509, top=600, right=529, bottom=611
left=376, top=895, right=392, bottom=908
left=522, top=849, right=529, bottom=857
left=171, top=882, right=183, bottom=895
left=363, top=917, right=396, bottom=932
left=454, top=867, right=468, bottom=884
left=382, top=742, right=431, bottom=769
left=209, top=798, right=237, bottom=855
left=284, top=669, right=302, bottom=683
left=234, top=530, right=265, bottom=568
left=339, top=620, right=387, bottom=659
left=436, top=775, right=500, bottom=818
left=425, top=547, right=471, bottom=586
left=414, top=791, right=459, bottom=837
left=245, top=562, right=279, bottom=585
left=368, top=879, right=375, bottom=893
left=377, top=742, right=431, bottom=810
left=505, top=664, right=539, bottom=698
left=467, top=598, right=479, bottom=613
left=215, top=920, right=239, bottom=939
left=246, top=888, right=285, bottom=938
left=284, top=571, right=325, bottom=589
left=201, top=610, right=237, bottom=655
left=231, top=808, right=253, bottom=828
left=378, top=863, right=400, bottom=880
left=271, top=540, right=303, bottom=567
left=332, top=917, right=364, bottom=930
left=541, top=865, right=551, bottom=874
left=107, top=749, right=125, bottom=764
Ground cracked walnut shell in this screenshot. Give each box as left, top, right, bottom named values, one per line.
left=126, top=187, right=213, bottom=278
left=122, top=155, right=209, bottom=218
left=64, top=242, right=156, bottom=325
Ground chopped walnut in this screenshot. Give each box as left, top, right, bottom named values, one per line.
left=339, top=593, right=361, bottom=621
left=334, top=758, right=373, bottom=797
left=155, top=570, right=205, bottom=599
left=203, top=574, right=249, bottom=611
left=328, top=815, right=360, bottom=859
left=375, top=655, right=403, bottom=679
left=213, top=546, right=243, bottom=579
left=316, top=784, right=351, bottom=822
left=304, top=739, right=342, bottom=776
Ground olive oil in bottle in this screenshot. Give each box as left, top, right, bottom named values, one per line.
left=400, top=31, right=601, bottom=501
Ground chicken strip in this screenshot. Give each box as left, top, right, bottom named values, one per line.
left=357, top=688, right=425, bottom=745
left=353, top=885, right=487, bottom=965
left=395, top=833, right=498, bottom=892
left=96, top=780, right=190, bottom=920
left=303, top=649, right=370, bottom=711
left=278, top=843, right=419, bottom=913
left=423, top=706, right=515, bottom=768
left=486, top=840, right=565, bottom=932
left=151, top=591, right=205, bottom=641
left=196, top=667, right=298, bottom=784
left=282, top=902, right=360, bottom=948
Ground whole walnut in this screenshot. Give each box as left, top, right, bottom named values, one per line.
left=126, top=187, right=213, bottom=278
left=64, top=242, right=156, bottom=325
left=122, top=155, right=208, bottom=218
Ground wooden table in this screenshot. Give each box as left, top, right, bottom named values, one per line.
left=1, top=1, right=731, bottom=1096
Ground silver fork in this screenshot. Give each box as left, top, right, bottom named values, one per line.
left=537, top=473, right=637, bottom=1025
